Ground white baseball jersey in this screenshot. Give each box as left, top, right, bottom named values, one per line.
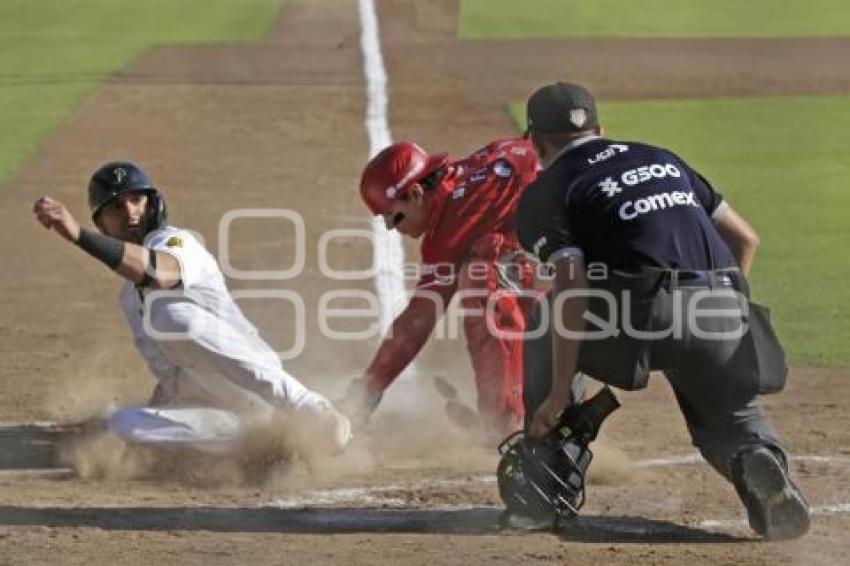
left=119, top=225, right=318, bottom=416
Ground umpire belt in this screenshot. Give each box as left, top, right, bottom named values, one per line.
left=657, top=268, right=739, bottom=290
left=606, top=267, right=742, bottom=294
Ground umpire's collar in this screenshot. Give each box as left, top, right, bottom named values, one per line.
left=544, top=134, right=601, bottom=169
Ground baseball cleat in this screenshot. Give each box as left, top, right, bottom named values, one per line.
left=736, top=447, right=810, bottom=540
left=433, top=374, right=460, bottom=400
left=445, top=399, right=481, bottom=430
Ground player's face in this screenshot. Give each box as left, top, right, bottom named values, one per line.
left=97, top=192, right=150, bottom=243
left=382, top=185, right=428, bottom=238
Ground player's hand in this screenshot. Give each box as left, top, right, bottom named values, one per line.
left=528, top=394, right=570, bottom=439
left=336, top=377, right=383, bottom=430
left=33, top=196, right=81, bottom=243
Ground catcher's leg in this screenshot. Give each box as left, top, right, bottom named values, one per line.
left=457, top=259, right=525, bottom=436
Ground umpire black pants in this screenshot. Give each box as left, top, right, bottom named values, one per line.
left=523, top=270, right=788, bottom=481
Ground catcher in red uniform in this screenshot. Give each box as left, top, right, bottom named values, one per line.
left=344, top=137, right=540, bottom=437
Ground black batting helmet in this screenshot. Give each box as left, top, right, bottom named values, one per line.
left=87, top=161, right=167, bottom=233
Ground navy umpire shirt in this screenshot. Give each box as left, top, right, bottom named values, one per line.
left=518, top=136, right=737, bottom=271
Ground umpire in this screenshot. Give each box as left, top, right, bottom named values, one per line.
left=517, top=81, right=809, bottom=539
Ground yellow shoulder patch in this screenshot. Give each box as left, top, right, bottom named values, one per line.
left=166, top=236, right=183, bottom=248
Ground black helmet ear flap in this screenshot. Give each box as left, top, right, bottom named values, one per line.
left=146, top=190, right=168, bottom=231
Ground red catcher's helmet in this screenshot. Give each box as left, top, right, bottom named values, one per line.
left=359, top=141, right=449, bottom=215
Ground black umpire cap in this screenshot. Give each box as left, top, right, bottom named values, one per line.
left=526, top=82, right=599, bottom=135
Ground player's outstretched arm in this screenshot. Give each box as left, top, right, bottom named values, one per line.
left=33, top=196, right=180, bottom=289
left=338, top=289, right=448, bottom=426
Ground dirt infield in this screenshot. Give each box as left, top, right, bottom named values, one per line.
left=1, top=0, right=849, bottom=563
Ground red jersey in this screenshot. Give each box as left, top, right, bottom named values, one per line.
left=365, top=137, right=539, bottom=392
left=418, top=137, right=539, bottom=290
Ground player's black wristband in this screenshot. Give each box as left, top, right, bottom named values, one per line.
left=76, top=228, right=125, bottom=269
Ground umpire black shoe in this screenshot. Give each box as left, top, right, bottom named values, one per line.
left=735, top=447, right=810, bottom=540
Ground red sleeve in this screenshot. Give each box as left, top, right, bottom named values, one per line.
left=365, top=276, right=458, bottom=391
left=479, top=136, right=535, bottom=165
left=498, top=137, right=539, bottom=183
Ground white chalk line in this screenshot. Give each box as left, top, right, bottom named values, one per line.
left=635, top=454, right=703, bottom=467
left=0, top=468, right=74, bottom=480
left=698, top=503, right=850, bottom=531
left=267, top=475, right=496, bottom=509
left=0, top=421, right=68, bottom=428
left=635, top=453, right=850, bottom=468
left=270, top=487, right=407, bottom=509
left=358, top=0, right=408, bottom=334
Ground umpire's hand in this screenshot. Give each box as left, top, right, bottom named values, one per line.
left=528, top=394, right=569, bottom=439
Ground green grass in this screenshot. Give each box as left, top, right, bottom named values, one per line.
left=510, top=95, right=850, bottom=366
left=0, top=0, right=284, bottom=184
left=460, top=0, right=850, bottom=38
